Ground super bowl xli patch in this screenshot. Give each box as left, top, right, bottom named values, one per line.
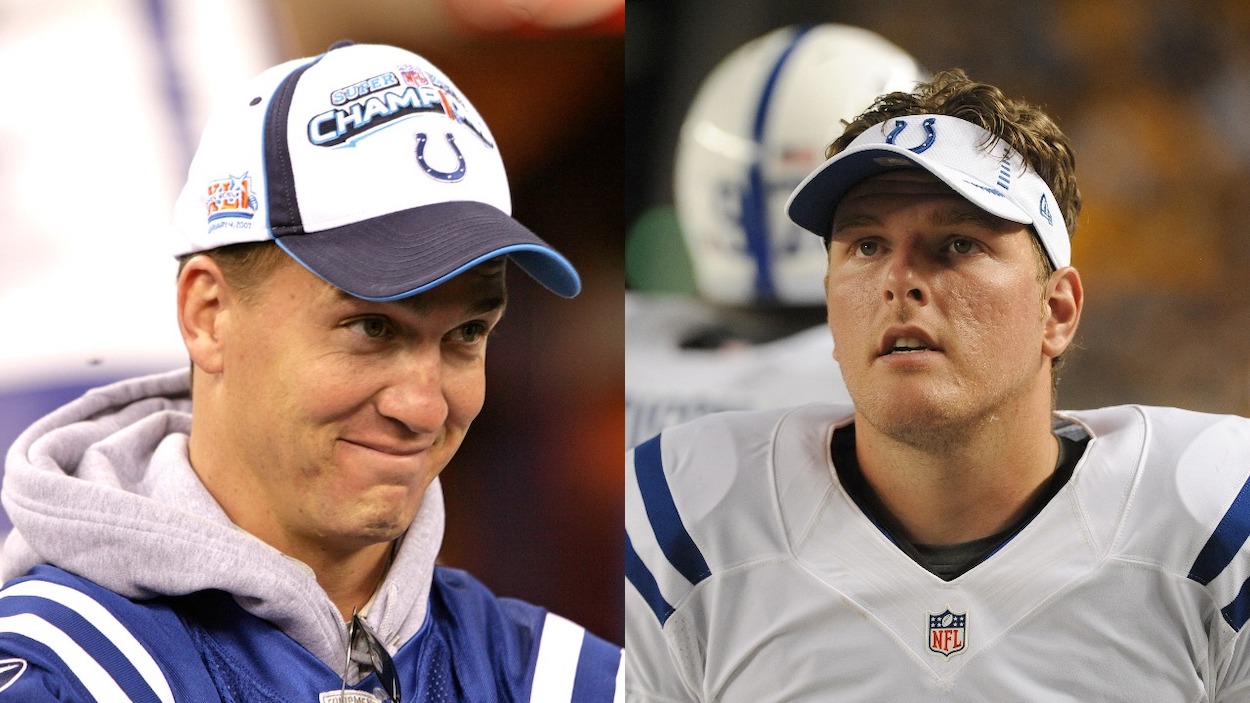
left=205, top=173, right=257, bottom=234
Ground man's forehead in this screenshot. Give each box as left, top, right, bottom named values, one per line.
left=840, top=168, right=959, bottom=201
left=832, top=169, right=1017, bottom=233
left=328, top=258, right=507, bottom=312
left=836, top=170, right=972, bottom=215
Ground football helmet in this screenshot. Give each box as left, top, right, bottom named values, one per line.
left=674, top=24, right=926, bottom=305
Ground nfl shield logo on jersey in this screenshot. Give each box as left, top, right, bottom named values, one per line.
left=928, top=608, right=967, bottom=657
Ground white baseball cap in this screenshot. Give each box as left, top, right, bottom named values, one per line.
left=786, top=113, right=1070, bottom=269
left=172, top=42, right=580, bottom=300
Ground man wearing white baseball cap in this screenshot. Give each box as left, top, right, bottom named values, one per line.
left=626, top=69, right=1250, bottom=699
left=0, top=42, right=619, bottom=702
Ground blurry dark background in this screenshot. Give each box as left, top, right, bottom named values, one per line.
left=0, top=0, right=622, bottom=643
left=627, top=0, right=1250, bottom=416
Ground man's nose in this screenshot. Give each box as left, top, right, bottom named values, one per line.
left=375, top=346, right=448, bottom=434
left=883, top=245, right=928, bottom=305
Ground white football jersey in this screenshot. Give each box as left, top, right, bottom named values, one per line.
left=625, top=292, right=850, bottom=449
left=625, top=403, right=1250, bottom=701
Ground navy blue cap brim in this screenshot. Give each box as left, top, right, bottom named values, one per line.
left=274, top=200, right=581, bottom=300
left=787, top=148, right=928, bottom=238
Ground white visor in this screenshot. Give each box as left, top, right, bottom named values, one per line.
left=786, top=114, right=1069, bottom=269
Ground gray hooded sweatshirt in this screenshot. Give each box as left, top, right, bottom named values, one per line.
left=0, top=368, right=443, bottom=672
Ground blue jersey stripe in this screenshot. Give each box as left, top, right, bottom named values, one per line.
left=0, top=593, right=164, bottom=703
left=569, top=630, right=621, bottom=701
left=1188, top=474, right=1250, bottom=585
left=0, top=624, right=114, bottom=700
left=742, top=24, right=814, bottom=300
left=634, top=435, right=711, bottom=586
left=1221, top=576, right=1250, bottom=631
left=625, top=534, right=675, bottom=625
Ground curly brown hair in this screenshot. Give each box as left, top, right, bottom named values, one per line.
left=830, top=69, right=1081, bottom=245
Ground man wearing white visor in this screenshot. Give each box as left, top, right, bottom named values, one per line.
left=624, top=69, right=1250, bottom=700
left=0, top=42, right=620, bottom=702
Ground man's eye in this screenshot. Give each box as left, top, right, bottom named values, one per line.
left=857, top=241, right=880, bottom=256
left=949, top=238, right=977, bottom=255
left=351, top=317, right=392, bottom=339
left=455, top=322, right=489, bottom=344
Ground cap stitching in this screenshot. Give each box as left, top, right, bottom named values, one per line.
left=264, top=55, right=326, bottom=238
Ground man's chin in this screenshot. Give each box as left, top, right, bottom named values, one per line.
left=361, top=497, right=423, bottom=536
left=856, top=391, right=969, bottom=445
left=323, top=520, right=408, bottom=555
left=332, top=496, right=420, bottom=546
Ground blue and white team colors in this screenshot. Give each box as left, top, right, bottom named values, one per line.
left=0, top=371, right=620, bottom=702
left=625, top=403, right=1250, bottom=700
left=0, top=566, right=619, bottom=702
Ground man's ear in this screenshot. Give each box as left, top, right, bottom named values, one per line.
left=1042, top=266, right=1083, bottom=360
left=177, top=255, right=232, bottom=375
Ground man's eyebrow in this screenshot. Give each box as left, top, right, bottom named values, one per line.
left=931, top=206, right=1006, bottom=230
left=830, top=213, right=882, bottom=238
left=464, top=292, right=507, bottom=317
left=830, top=206, right=1008, bottom=238
left=329, top=282, right=507, bottom=316
left=389, top=284, right=508, bottom=316
left=457, top=263, right=507, bottom=316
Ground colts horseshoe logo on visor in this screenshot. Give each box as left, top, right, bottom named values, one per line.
left=885, top=117, right=937, bottom=154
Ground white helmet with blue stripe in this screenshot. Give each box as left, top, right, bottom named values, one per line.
left=674, top=24, right=926, bottom=305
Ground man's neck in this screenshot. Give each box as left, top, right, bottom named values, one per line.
left=853, top=406, right=1060, bottom=545
left=294, top=539, right=395, bottom=622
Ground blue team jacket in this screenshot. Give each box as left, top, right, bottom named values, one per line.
left=0, top=564, right=619, bottom=702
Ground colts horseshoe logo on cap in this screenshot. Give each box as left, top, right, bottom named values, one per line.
left=885, top=117, right=937, bottom=154
left=414, top=132, right=467, bottom=182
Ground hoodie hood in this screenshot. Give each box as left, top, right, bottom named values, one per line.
left=1, top=369, right=444, bottom=671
